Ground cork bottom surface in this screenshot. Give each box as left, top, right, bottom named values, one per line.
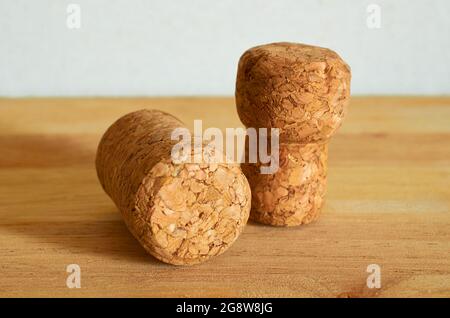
left=133, top=160, right=251, bottom=265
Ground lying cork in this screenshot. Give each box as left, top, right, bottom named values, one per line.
left=96, top=110, right=251, bottom=265
left=236, top=42, right=351, bottom=226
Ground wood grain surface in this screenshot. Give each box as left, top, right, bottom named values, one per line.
left=0, top=97, right=449, bottom=298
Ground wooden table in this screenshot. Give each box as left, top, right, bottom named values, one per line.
left=0, top=97, right=449, bottom=298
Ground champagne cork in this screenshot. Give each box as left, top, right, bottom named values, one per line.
left=96, top=110, right=251, bottom=265
left=236, top=42, right=351, bottom=226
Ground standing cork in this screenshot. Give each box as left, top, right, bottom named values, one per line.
left=236, top=42, right=351, bottom=226
left=96, top=110, right=251, bottom=265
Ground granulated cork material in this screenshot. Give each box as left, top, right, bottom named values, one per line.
left=242, top=143, right=327, bottom=226
left=96, top=110, right=251, bottom=265
left=236, top=42, right=351, bottom=226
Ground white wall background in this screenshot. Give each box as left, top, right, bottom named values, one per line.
left=1, top=0, right=449, bottom=96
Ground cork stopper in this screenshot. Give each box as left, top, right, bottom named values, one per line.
left=236, top=42, right=351, bottom=226
left=96, top=110, right=251, bottom=265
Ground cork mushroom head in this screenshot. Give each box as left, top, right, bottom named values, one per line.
left=236, top=42, right=351, bottom=143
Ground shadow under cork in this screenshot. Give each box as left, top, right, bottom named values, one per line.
left=1, top=215, right=165, bottom=266
left=0, top=133, right=166, bottom=266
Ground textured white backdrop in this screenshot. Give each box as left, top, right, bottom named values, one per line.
left=1, top=0, right=449, bottom=96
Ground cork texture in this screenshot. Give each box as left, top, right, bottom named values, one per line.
left=236, top=42, right=351, bottom=226
left=96, top=109, right=251, bottom=265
